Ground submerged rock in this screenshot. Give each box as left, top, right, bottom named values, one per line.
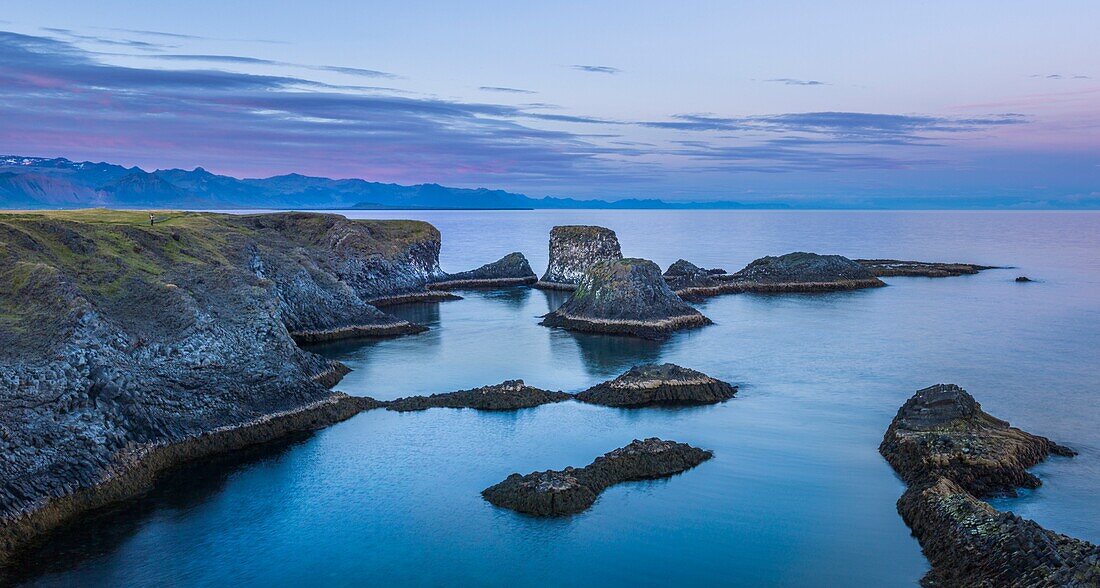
left=540, top=258, right=711, bottom=339
left=482, top=438, right=712, bottom=516
left=536, top=225, right=622, bottom=290
left=856, top=259, right=997, bottom=278
left=880, top=383, right=1075, bottom=497
left=386, top=380, right=571, bottom=412
left=577, top=363, right=736, bottom=407
left=725, top=252, right=885, bottom=292
left=428, top=252, right=537, bottom=290
left=880, top=384, right=1094, bottom=586
left=1015, top=276, right=1033, bottom=282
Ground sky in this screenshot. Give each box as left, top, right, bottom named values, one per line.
left=0, top=1, right=1098, bottom=207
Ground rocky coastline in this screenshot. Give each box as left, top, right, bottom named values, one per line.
left=541, top=258, right=711, bottom=339
left=576, top=364, right=736, bottom=407
left=428, top=252, right=538, bottom=290
left=482, top=438, right=712, bottom=516
left=720, top=252, right=886, bottom=293
left=880, top=384, right=1097, bottom=586
left=856, top=259, right=998, bottom=278
left=386, top=380, right=571, bottom=412
left=0, top=210, right=434, bottom=564
left=535, top=225, right=623, bottom=290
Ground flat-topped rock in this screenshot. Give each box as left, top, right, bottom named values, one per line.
left=855, top=259, right=998, bottom=278
left=880, top=384, right=1075, bottom=497
left=1015, top=276, right=1033, bottom=282
left=663, top=259, right=735, bottom=300
left=541, top=258, right=711, bottom=339
left=899, top=476, right=1099, bottom=588
left=536, top=225, right=622, bottom=290
left=386, top=380, right=571, bottom=412
left=482, top=438, right=712, bottom=516
left=428, top=252, right=537, bottom=290
left=577, top=363, right=736, bottom=407
left=725, top=252, right=885, bottom=292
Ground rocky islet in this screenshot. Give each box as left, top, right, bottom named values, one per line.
left=385, top=380, right=571, bottom=412
left=576, top=363, right=736, bottom=407
left=535, top=225, right=623, bottom=290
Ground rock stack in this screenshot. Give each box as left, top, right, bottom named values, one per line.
left=429, top=252, right=538, bottom=290
left=536, top=225, right=622, bottom=290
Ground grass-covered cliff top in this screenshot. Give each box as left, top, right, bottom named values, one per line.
left=550, top=225, right=618, bottom=238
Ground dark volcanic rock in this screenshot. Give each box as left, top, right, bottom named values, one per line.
left=540, top=258, right=711, bottom=339
left=725, top=252, right=885, bottom=292
left=1015, top=276, right=1033, bottom=282
left=880, top=384, right=1075, bottom=497
left=536, top=225, right=622, bottom=290
left=428, top=252, right=537, bottom=290
left=386, top=380, right=571, bottom=412
left=577, top=363, right=736, bottom=407
left=662, top=259, right=735, bottom=300
left=899, top=476, right=1100, bottom=587
left=482, top=438, right=712, bottom=516
left=856, top=259, right=998, bottom=278
left=0, top=210, right=429, bottom=563
left=880, top=384, right=1095, bottom=587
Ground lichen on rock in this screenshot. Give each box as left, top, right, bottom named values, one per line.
left=536, top=225, right=622, bottom=290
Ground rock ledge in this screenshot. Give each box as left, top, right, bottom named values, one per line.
left=577, top=364, right=736, bottom=407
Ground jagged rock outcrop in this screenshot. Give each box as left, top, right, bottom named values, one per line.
left=856, top=259, right=997, bottom=278
left=1016, top=276, right=1034, bottom=283
left=428, top=252, right=537, bottom=290
left=482, top=438, right=712, bottom=516
left=880, top=384, right=1096, bottom=586
left=722, top=252, right=885, bottom=292
left=0, top=210, right=437, bottom=563
left=880, top=384, right=1075, bottom=496
left=576, top=364, right=736, bottom=407
left=386, top=380, right=570, bottom=412
left=540, top=258, right=711, bottom=339
left=536, top=225, right=622, bottom=290
left=662, top=259, right=735, bottom=300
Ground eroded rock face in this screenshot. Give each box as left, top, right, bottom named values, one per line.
left=880, top=384, right=1094, bottom=586
left=880, top=384, right=1075, bottom=497
left=386, top=380, right=570, bottom=412
left=428, top=252, right=537, bottom=290
left=536, top=225, right=622, bottom=290
left=726, top=252, right=885, bottom=292
left=855, top=259, right=997, bottom=278
left=0, top=211, right=428, bottom=563
left=662, top=259, right=734, bottom=300
left=541, top=258, right=711, bottom=339
left=577, top=364, right=736, bottom=407
left=482, top=438, right=712, bottom=516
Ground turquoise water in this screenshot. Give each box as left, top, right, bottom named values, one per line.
left=16, top=211, right=1100, bottom=586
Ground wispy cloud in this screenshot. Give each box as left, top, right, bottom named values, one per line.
left=571, top=64, right=620, bottom=74
left=763, top=78, right=827, bottom=86
left=40, top=27, right=173, bottom=51
left=479, top=86, right=537, bottom=94
left=140, top=53, right=396, bottom=78
left=1031, top=74, right=1091, bottom=80
left=95, top=27, right=287, bottom=44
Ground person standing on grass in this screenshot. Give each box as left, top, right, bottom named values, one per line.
left=149, top=213, right=155, bottom=226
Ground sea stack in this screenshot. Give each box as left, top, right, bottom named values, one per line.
left=482, top=438, right=712, bottom=516
left=536, top=225, right=622, bottom=290
left=428, top=252, right=538, bottom=290
left=879, top=384, right=1096, bottom=586
left=577, top=364, right=736, bottom=407
left=726, top=252, right=885, bottom=292
left=540, top=258, right=711, bottom=339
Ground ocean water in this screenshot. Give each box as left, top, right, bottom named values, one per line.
left=14, top=211, right=1100, bottom=587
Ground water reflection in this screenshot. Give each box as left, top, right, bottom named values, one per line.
left=537, top=289, right=571, bottom=314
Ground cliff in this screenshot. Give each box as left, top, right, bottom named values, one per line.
left=536, top=225, right=622, bottom=289
left=0, top=210, right=441, bottom=562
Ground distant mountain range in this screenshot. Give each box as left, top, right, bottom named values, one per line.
left=0, top=156, right=786, bottom=210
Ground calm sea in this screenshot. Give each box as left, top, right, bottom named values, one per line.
left=16, top=211, right=1100, bottom=586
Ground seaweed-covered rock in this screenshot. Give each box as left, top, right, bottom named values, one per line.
left=482, top=438, right=712, bottom=516
left=577, top=364, right=736, bottom=407
left=856, top=259, right=997, bottom=278
left=662, top=259, right=735, bottom=300
left=725, top=252, right=885, bottom=292
left=428, top=252, right=537, bottom=290
left=880, top=384, right=1075, bottom=497
left=880, top=385, right=1094, bottom=587
left=536, top=225, right=622, bottom=290
left=386, top=380, right=571, bottom=412
left=898, top=476, right=1100, bottom=587
left=541, top=258, right=711, bottom=339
